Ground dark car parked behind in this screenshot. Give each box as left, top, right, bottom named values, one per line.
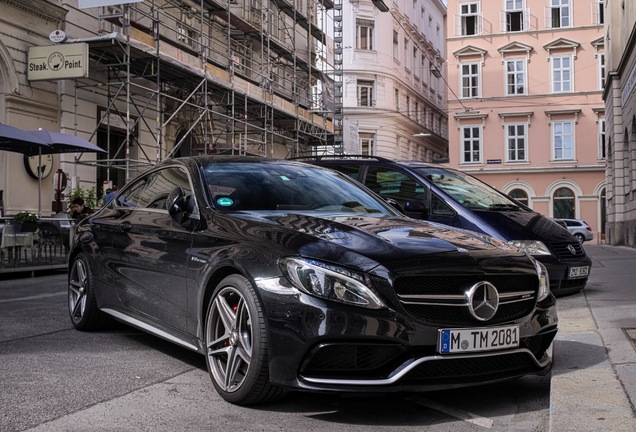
left=68, top=156, right=557, bottom=405
left=303, top=155, right=591, bottom=297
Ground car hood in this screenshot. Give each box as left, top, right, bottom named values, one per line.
left=472, top=209, right=575, bottom=242
left=218, top=211, right=529, bottom=274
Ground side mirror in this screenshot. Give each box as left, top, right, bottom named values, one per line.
left=384, top=198, right=405, bottom=214
left=167, top=186, right=187, bottom=218
left=167, top=186, right=203, bottom=230
left=404, top=199, right=429, bottom=220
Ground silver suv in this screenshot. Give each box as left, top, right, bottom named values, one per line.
left=556, top=218, right=594, bottom=243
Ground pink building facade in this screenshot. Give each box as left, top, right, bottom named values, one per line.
left=446, top=0, right=607, bottom=242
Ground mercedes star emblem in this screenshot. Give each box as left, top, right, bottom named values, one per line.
left=466, top=281, right=500, bottom=321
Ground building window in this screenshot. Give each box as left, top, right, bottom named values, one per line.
left=594, top=1, right=604, bottom=25
left=509, top=189, right=529, bottom=206
left=406, top=96, right=411, bottom=117
left=505, top=59, right=526, bottom=95
left=461, top=126, right=482, bottom=163
left=599, top=118, right=606, bottom=159
left=506, top=123, right=527, bottom=162
left=504, top=0, right=527, bottom=32
left=404, top=38, right=409, bottom=70
left=460, top=62, right=480, bottom=98
left=413, top=48, right=418, bottom=77
left=599, top=52, right=606, bottom=89
left=552, top=56, right=572, bottom=93
left=552, top=121, right=574, bottom=160
left=357, top=80, right=374, bottom=106
left=548, top=0, right=571, bottom=28
left=553, top=187, right=575, bottom=219
left=393, top=30, right=399, bottom=60
left=360, top=132, right=375, bottom=155
left=459, top=2, right=481, bottom=36
left=356, top=19, right=374, bottom=50
left=395, top=88, right=400, bottom=110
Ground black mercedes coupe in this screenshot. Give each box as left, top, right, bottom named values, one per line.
left=68, top=156, right=558, bottom=405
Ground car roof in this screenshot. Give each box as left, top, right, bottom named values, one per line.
left=293, top=155, right=455, bottom=171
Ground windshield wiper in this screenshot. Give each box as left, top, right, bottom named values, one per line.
left=488, top=203, right=520, bottom=211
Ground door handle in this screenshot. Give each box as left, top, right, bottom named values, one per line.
left=119, top=221, right=132, bottom=232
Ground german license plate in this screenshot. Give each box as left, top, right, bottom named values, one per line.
left=568, top=266, right=589, bottom=279
left=438, top=325, right=519, bottom=354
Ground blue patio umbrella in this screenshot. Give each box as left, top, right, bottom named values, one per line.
left=0, top=124, right=52, bottom=156
left=28, top=129, right=106, bottom=154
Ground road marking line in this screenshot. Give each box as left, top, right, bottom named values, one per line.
left=0, top=291, right=66, bottom=304
left=413, top=397, right=494, bottom=428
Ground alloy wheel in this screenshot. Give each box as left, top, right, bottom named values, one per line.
left=206, top=286, right=253, bottom=393
left=68, top=258, right=88, bottom=322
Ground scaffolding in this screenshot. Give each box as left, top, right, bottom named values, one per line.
left=70, top=0, right=335, bottom=184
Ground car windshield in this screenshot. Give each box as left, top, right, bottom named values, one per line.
left=414, top=167, right=520, bottom=211
left=203, top=161, right=394, bottom=215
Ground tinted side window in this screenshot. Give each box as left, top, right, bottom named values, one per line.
left=137, top=168, right=192, bottom=210
left=365, top=167, right=426, bottom=207
left=324, top=164, right=362, bottom=181
left=116, top=177, right=148, bottom=208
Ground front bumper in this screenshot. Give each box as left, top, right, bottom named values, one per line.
left=256, top=277, right=558, bottom=393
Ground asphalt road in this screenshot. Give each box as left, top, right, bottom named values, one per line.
left=0, top=270, right=552, bottom=432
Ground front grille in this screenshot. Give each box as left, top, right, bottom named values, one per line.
left=301, top=343, right=408, bottom=379
left=549, top=241, right=586, bottom=259
left=400, top=352, right=539, bottom=385
left=395, top=274, right=537, bottom=325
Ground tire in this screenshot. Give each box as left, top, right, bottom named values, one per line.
left=68, top=253, right=110, bottom=331
left=204, top=274, right=285, bottom=405
left=575, top=233, right=585, bottom=243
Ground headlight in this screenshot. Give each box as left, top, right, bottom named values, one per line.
left=280, top=257, right=386, bottom=309
left=508, top=240, right=552, bottom=256
left=533, top=259, right=551, bottom=301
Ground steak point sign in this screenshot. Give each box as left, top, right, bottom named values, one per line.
left=27, top=43, right=89, bottom=81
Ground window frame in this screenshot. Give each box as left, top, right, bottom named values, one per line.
left=552, top=120, right=575, bottom=161
left=503, top=0, right=528, bottom=32
left=551, top=55, right=573, bottom=93
left=547, top=0, right=571, bottom=29
left=598, top=118, right=606, bottom=160
left=357, top=79, right=375, bottom=107
left=505, top=122, right=528, bottom=162
left=505, top=59, right=526, bottom=96
left=458, top=2, right=482, bottom=36
left=460, top=62, right=481, bottom=99
left=356, top=18, right=375, bottom=51
left=598, top=52, right=606, bottom=90
left=461, top=125, right=483, bottom=164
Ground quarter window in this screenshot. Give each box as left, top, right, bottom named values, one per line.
left=461, top=126, right=482, bottom=163
left=552, top=121, right=574, bottom=160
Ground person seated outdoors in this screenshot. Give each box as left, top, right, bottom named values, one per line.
left=103, top=185, right=119, bottom=205
left=70, top=197, right=93, bottom=220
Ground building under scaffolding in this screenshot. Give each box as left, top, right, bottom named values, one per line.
left=70, top=0, right=335, bottom=187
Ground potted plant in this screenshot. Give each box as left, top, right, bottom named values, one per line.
left=14, top=211, right=39, bottom=233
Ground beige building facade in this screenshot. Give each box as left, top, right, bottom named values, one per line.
left=446, top=0, right=607, bottom=241
left=604, top=0, right=636, bottom=247
left=1, top=0, right=334, bottom=217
